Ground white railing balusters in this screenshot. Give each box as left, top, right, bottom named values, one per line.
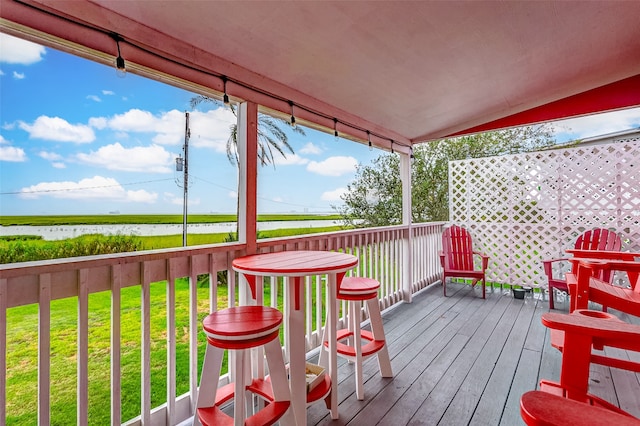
left=166, top=260, right=178, bottom=426
left=141, top=263, right=152, bottom=425
left=0, top=277, right=7, bottom=423
left=189, top=260, right=199, bottom=412
left=38, top=273, right=51, bottom=426
left=0, top=224, right=444, bottom=425
left=78, top=268, right=90, bottom=425
left=111, top=264, right=122, bottom=426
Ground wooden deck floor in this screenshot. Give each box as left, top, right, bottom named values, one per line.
left=305, top=282, right=640, bottom=425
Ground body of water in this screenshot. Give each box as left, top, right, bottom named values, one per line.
left=0, top=220, right=340, bottom=240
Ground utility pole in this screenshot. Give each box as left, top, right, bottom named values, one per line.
left=180, top=112, right=190, bottom=246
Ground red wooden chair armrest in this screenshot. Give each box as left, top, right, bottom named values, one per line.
left=438, top=250, right=445, bottom=268
left=571, top=259, right=640, bottom=291
left=542, top=257, right=569, bottom=278
left=473, top=251, right=489, bottom=270
left=542, top=311, right=640, bottom=399
left=542, top=311, right=640, bottom=345
left=566, top=249, right=640, bottom=261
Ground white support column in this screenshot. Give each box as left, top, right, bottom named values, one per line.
left=400, top=151, right=413, bottom=303
left=237, top=102, right=258, bottom=255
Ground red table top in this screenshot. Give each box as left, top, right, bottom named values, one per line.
left=232, top=250, right=358, bottom=276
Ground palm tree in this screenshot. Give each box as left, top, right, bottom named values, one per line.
left=190, top=95, right=304, bottom=166
left=190, top=95, right=305, bottom=244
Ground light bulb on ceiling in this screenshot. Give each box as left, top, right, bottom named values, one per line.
left=368, top=131, right=372, bottom=151
left=113, top=35, right=126, bottom=78
left=334, top=118, right=339, bottom=141
left=289, top=101, right=296, bottom=128
left=222, top=76, right=230, bottom=105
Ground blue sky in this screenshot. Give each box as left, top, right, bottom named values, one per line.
left=1, top=33, right=640, bottom=216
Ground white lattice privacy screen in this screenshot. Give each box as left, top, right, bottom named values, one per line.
left=449, top=138, right=640, bottom=288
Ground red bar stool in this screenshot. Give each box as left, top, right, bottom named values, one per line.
left=196, top=305, right=293, bottom=426
left=323, top=277, right=393, bottom=400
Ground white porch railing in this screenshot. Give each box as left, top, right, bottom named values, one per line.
left=0, top=222, right=444, bottom=426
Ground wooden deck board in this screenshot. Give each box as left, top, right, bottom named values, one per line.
left=306, top=282, right=640, bottom=425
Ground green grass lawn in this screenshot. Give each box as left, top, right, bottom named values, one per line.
left=6, top=278, right=224, bottom=425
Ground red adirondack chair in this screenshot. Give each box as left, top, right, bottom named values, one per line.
left=439, top=225, right=489, bottom=299
left=542, top=228, right=621, bottom=309
left=522, top=310, right=640, bottom=425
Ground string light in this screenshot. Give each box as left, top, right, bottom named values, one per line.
left=289, top=101, right=296, bottom=128
left=113, top=35, right=126, bottom=77
left=222, top=76, right=230, bottom=105
left=391, top=140, right=394, bottom=154
left=99, top=30, right=415, bottom=154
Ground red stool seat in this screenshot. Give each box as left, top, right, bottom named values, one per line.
left=196, top=306, right=292, bottom=426
left=321, top=277, right=392, bottom=400
left=338, top=277, right=380, bottom=299
left=203, top=305, right=283, bottom=349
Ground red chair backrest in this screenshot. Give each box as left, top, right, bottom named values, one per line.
left=442, top=225, right=475, bottom=271
left=575, top=228, right=622, bottom=251
left=575, top=228, right=622, bottom=283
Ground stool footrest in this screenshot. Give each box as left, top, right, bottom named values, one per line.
left=329, top=329, right=386, bottom=357
left=198, top=400, right=290, bottom=426
left=264, top=373, right=332, bottom=405
left=215, top=382, right=235, bottom=406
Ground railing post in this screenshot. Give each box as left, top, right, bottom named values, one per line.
left=400, top=151, right=413, bottom=303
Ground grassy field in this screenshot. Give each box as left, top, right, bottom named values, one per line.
left=0, top=213, right=342, bottom=226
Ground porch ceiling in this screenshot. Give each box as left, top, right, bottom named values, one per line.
left=2, top=1, right=640, bottom=149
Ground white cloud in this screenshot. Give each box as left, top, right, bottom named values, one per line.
left=0, top=69, right=4, bottom=76
left=0, top=135, right=7, bottom=144
left=103, top=107, right=235, bottom=151
left=126, top=189, right=158, bottom=203
left=89, top=117, right=107, bottom=129
left=272, top=153, right=310, bottom=166
left=164, top=192, right=201, bottom=206
left=19, top=116, right=95, bottom=143
left=0, top=145, right=27, bottom=162
left=299, top=142, right=322, bottom=155
left=18, top=175, right=157, bottom=203
left=321, top=187, right=347, bottom=201
left=307, top=156, right=358, bottom=176
left=102, top=90, right=115, bottom=96
left=0, top=33, right=46, bottom=65
left=108, top=108, right=157, bottom=132
left=38, top=151, right=66, bottom=168
left=75, top=142, right=175, bottom=173
left=38, top=151, right=63, bottom=161
left=12, top=71, right=25, bottom=80
left=188, top=108, right=236, bottom=151
left=552, top=107, right=640, bottom=139
left=228, top=191, right=237, bottom=198
left=87, top=95, right=101, bottom=102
